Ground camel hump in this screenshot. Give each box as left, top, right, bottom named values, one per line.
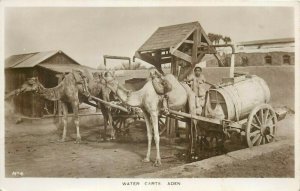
left=149, top=69, right=172, bottom=95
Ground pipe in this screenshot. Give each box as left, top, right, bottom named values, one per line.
left=103, top=55, right=131, bottom=69
left=168, top=109, right=222, bottom=125
left=209, top=44, right=235, bottom=54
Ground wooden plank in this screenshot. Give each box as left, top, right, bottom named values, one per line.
left=196, top=52, right=206, bottom=64
left=135, top=51, right=164, bottom=73
left=172, top=49, right=192, bottom=63
left=184, top=40, right=194, bottom=44
left=154, top=50, right=161, bottom=65
left=192, top=28, right=198, bottom=64
left=198, top=25, right=224, bottom=66
left=160, top=57, right=171, bottom=64
left=90, top=96, right=129, bottom=113
left=135, top=52, right=155, bottom=65
left=168, top=109, right=222, bottom=125
left=103, top=55, right=131, bottom=61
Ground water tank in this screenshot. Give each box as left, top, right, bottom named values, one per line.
left=206, top=75, right=270, bottom=121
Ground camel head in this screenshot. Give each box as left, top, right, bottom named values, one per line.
left=92, top=71, right=107, bottom=84
left=19, top=77, right=40, bottom=94
left=101, top=70, right=119, bottom=94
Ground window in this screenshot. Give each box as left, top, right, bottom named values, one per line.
left=264, top=56, right=272, bottom=65
left=283, top=55, right=290, bottom=64
left=241, top=56, right=248, bottom=66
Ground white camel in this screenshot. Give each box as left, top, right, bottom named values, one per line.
left=103, top=69, right=197, bottom=166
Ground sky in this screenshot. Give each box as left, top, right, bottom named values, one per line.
left=5, top=7, right=294, bottom=69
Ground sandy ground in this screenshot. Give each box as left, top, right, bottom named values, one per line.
left=5, top=119, right=185, bottom=178
left=5, top=113, right=294, bottom=178
left=201, top=145, right=294, bottom=178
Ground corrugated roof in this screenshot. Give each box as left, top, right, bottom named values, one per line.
left=38, top=63, right=95, bottom=74
left=5, top=50, right=81, bottom=69
left=237, top=38, right=294, bottom=46
left=14, top=50, right=59, bottom=68
left=5, top=53, right=36, bottom=69
left=137, top=21, right=199, bottom=52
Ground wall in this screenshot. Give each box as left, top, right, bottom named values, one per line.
left=234, top=52, right=295, bottom=66
left=198, top=52, right=294, bottom=67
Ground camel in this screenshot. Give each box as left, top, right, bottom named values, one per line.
left=90, top=71, right=116, bottom=140
left=7, top=70, right=115, bottom=143
left=102, top=69, right=197, bottom=166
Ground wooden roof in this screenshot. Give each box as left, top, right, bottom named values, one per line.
left=38, top=63, right=94, bottom=74
left=137, top=22, right=199, bottom=52
left=5, top=50, right=80, bottom=69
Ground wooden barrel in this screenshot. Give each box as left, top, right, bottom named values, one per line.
left=207, top=75, right=270, bottom=121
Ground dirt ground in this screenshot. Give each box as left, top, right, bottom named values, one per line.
left=5, top=114, right=294, bottom=178
left=5, top=119, right=186, bottom=178
left=201, top=145, right=294, bottom=178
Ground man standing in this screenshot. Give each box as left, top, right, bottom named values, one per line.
left=187, top=65, right=206, bottom=115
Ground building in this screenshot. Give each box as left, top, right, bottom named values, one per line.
left=234, top=38, right=295, bottom=66
left=198, top=38, right=295, bottom=67
left=5, top=50, right=92, bottom=117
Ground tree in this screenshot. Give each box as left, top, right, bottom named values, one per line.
left=215, top=34, right=223, bottom=44
left=113, top=61, right=147, bottom=70
left=208, top=33, right=224, bottom=44
left=223, top=36, right=232, bottom=44
left=208, top=33, right=215, bottom=44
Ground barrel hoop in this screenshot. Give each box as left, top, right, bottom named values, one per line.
left=219, top=87, right=241, bottom=121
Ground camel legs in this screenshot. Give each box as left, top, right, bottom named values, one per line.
left=60, top=102, right=68, bottom=142
left=151, top=112, right=161, bottom=167
left=107, top=112, right=116, bottom=140
left=72, top=101, right=81, bottom=143
left=142, top=112, right=152, bottom=163
left=102, top=113, right=108, bottom=141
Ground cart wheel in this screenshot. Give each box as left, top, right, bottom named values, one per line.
left=246, top=104, right=277, bottom=147
left=113, top=117, right=127, bottom=134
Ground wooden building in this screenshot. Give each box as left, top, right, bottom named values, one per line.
left=135, top=21, right=222, bottom=78
left=5, top=50, right=91, bottom=117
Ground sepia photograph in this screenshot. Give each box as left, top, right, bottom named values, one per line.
left=0, top=1, right=299, bottom=191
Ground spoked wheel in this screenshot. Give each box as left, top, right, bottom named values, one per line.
left=246, top=104, right=277, bottom=147
left=112, top=117, right=129, bottom=135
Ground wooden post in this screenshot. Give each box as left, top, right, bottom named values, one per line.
left=192, top=28, right=199, bottom=66
left=165, top=55, right=180, bottom=141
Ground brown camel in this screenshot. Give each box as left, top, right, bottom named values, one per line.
left=103, top=69, right=197, bottom=166
left=7, top=70, right=115, bottom=142
left=90, top=71, right=116, bottom=140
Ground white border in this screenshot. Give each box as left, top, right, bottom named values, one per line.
left=0, top=1, right=299, bottom=191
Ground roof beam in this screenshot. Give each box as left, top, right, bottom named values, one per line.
left=197, top=24, right=224, bottom=66
left=184, top=40, right=194, bottom=44
left=172, top=49, right=192, bottom=63
left=192, top=28, right=199, bottom=64
left=135, top=51, right=164, bottom=73
left=169, top=27, right=197, bottom=54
